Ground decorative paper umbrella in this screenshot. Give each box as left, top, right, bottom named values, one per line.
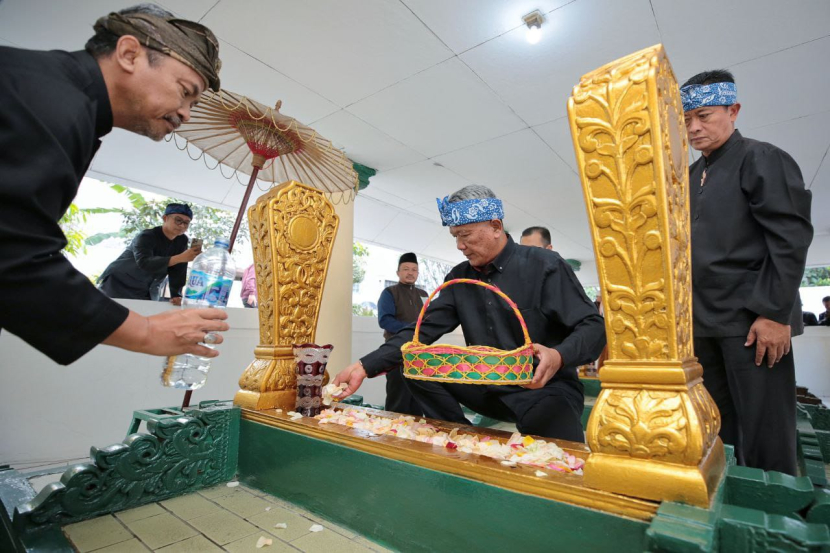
left=170, top=90, right=357, bottom=408
left=171, top=89, right=358, bottom=251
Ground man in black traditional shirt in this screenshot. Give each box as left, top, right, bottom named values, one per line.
left=335, top=185, right=606, bottom=441
left=682, top=69, right=813, bottom=474
left=0, top=4, right=229, bottom=365
left=99, top=203, right=201, bottom=304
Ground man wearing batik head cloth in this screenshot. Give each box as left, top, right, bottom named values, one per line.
left=682, top=69, right=813, bottom=474
left=335, top=185, right=606, bottom=442
left=0, top=4, right=228, bottom=366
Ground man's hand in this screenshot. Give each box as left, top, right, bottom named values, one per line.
left=332, top=361, right=368, bottom=399
left=745, top=316, right=791, bottom=368
left=248, top=295, right=258, bottom=307
left=169, top=297, right=182, bottom=306
left=170, top=246, right=200, bottom=266
left=523, top=343, right=563, bottom=389
left=103, top=309, right=229, bottom=358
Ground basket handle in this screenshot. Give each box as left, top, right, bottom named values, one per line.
left=411, top=278, right=532, bottom=348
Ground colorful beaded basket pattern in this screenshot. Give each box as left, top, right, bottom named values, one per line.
left=401, top=278, right=534, bottom=385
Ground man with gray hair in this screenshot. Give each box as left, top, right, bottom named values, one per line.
left=335, top=185, right=606, bottom=442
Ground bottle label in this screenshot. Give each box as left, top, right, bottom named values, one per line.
left=185, top=270, right=233, bottom=307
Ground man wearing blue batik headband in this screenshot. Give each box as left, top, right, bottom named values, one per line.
left=682, top=69, right=813, bottom=475
left=334, top=185, right=606, bottom=442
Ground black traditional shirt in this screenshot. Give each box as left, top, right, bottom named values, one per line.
left=690, top=129, right=813, bottom=337
left=98, top=227, right=189, bottom=300
left=361, top=237, right=607, bottom=394
left=0, top=47, right=129, bottom=364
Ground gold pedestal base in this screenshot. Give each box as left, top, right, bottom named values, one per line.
left=584, top=438, right=725, bottom=507
left=233, top=389, right=296, bottom=412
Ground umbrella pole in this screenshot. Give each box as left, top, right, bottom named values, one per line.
left=228, top=166, right=260, bottom=253
left=182, top=157, right=265, bottom=410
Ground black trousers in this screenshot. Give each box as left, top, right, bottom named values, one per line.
left=695, top=336, right=797, bottom=475
left=405, top=378, right=585, bottom=442
left=385, top=366, right=424, bottom=417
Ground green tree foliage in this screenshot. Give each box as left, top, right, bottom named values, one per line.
left=353, top=241, right=369, bottom=284
left=802, top=267, right=830, bottom=287
left=86, top=184, right=248, bottom=247
left=58, top=203, right=121, bottom=257
left=59, top=203, right=88, bottom=258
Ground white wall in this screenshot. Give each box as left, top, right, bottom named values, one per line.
left=0, top=300, right=260, bottom=466
left=793, top=327, right=830, bottom=399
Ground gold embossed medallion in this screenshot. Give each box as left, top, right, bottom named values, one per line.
left=234, top=181, right=339, bottom=411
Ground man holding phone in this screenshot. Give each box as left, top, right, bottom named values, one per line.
left=99, top=203, right=201, bottom=305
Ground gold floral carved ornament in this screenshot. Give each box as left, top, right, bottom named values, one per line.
left=569, top=45, right=723, bottom=506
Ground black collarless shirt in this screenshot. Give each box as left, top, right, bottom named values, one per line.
left=99, top=227, right=189, bottom=300
left=361, top=237, right=607, bottom=392
left=0, top=47, right=129, bottom=364
left=689, top=129, right=813, bottom=337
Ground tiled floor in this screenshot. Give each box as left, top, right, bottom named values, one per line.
left=61, top=483, right=394, bottom=552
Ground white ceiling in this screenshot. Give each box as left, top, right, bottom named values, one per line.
left=2, top=0, right=830, bottom=272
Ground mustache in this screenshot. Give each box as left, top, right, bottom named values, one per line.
left=164, top=115, right=182, bottom=130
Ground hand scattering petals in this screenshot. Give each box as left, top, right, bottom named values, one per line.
left=322, top=383, right=348, bottom=406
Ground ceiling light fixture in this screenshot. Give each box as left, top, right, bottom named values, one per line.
left=523, top=10, right=544, bottom=45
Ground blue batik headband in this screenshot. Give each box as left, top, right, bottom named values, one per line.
left=680, top=82, right=737, bottom=112
left=436, top=196, right=504, bottom=227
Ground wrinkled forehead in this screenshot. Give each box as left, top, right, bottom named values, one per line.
left=399, top=262, right=419, bottom=271
left=449, top=221, right=490, bottom=235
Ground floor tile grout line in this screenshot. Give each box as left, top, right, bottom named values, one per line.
left=155, top=498, right=227, bottom=550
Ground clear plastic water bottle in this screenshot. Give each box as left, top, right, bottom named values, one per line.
left=161, top=239, right=236, bottom=390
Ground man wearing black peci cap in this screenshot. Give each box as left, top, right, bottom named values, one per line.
left=99, top=203, right=202, bottom=305
left=376, top=252, right=428, bottom=415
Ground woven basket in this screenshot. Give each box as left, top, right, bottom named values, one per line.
left=401, top=278, right=534, bottom=385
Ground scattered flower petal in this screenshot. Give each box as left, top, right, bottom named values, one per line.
left=256, top=536, right=272, bottom=548
left=309, top=524, right=324, bottom=532
left=226, top=481, right=240, bottom=488
left=276, top=409, right=283, bottom=414
left=314, top=408, right=582, bottom=475
left=274, top=523, right=287, bottom=529
left=322, top=383, right=348, bottom=406
left=535, top=470, right=548, bottom=477
left=265, top=506, right=272, bottom=511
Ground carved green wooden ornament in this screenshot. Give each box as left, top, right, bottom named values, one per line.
left=13, top=402, right=239, bottom=533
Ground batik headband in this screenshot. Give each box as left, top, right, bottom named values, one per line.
left=680, top=82, right=737, bottom=112
left=95, top=12, right=222, bottom=91
left=436, top=196, right=504, bottom=227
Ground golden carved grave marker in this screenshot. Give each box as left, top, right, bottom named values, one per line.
left=234, top=181, right=339, bottom=411
left=568, top=45, right=724, bottom=506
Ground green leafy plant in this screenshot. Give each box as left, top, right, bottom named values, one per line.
left=802, top=267, right=830, bottom=287
left=58, top=203, right=121, bottom=257
left=86, top=184, right=248, bottom=247
left=353, top=241, right=369, bottom=284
